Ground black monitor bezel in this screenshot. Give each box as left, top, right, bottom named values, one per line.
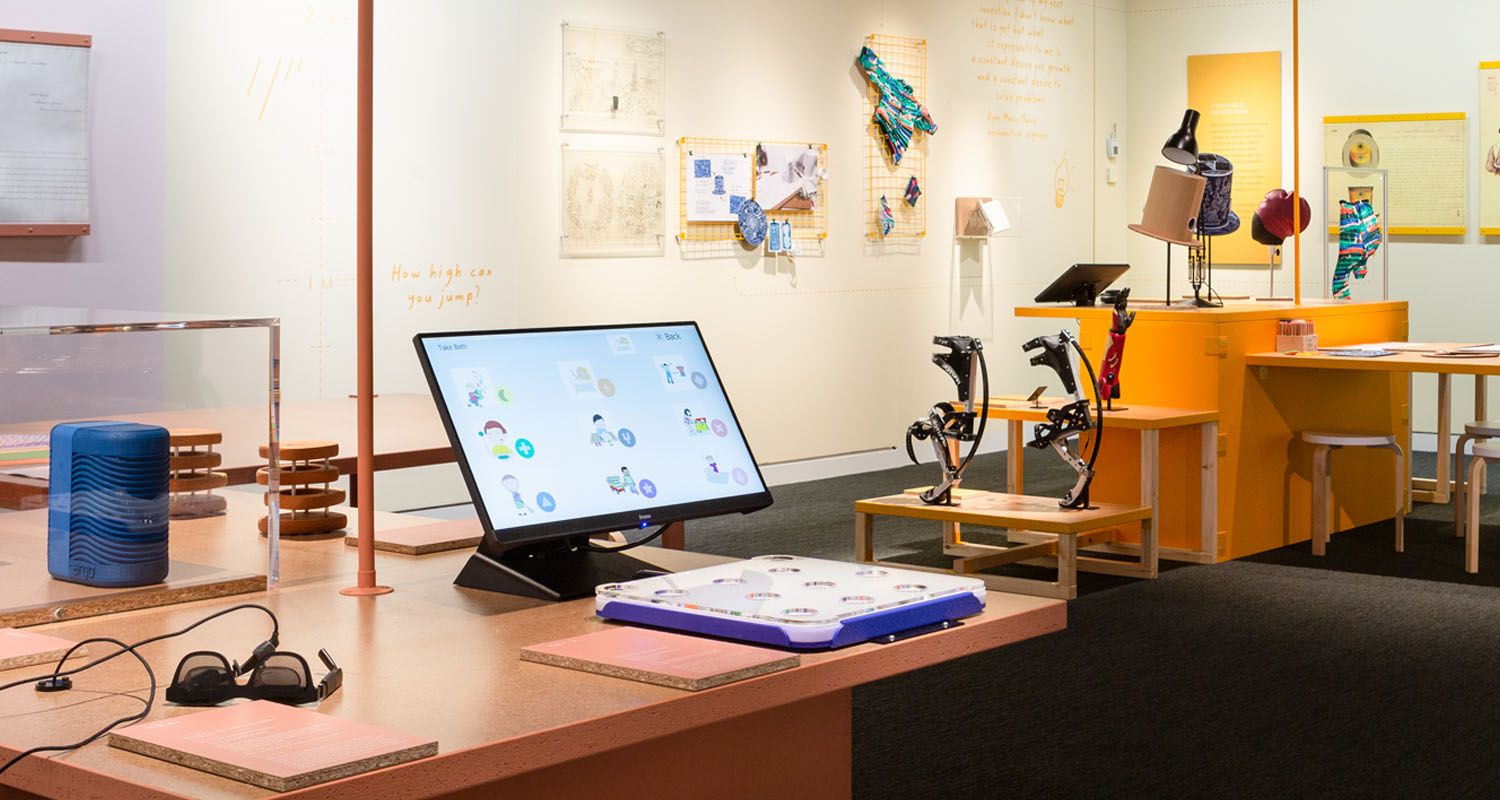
left=1033, top=263, right=1130, bottom=306
left=413, top=321, right=774, bottom=555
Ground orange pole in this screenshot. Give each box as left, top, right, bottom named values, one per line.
left=343, top=0, right=391, bottom=597
left=1292, top=0, right=1302, bottom=306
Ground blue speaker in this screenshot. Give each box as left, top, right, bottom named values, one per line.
left=48, top=421, right=171, bottom=587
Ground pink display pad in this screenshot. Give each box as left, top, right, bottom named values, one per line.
left=520, top=626, right=800, bottom=691
left=0, top=628, right=76, bottom=671
left=109, top=700, right=438, bottom=792
left=344, top=518, right=482, bottom=555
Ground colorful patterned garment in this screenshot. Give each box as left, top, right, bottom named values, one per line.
left=904, top=175, right=922, bottom=206
left=858, top=46, right=937, bottom=165
left=1354, top=199, right=1381, bottom=278
left=878, top=195, right=894, bottom=236
left=1331, top=200, right=1365, bottom=298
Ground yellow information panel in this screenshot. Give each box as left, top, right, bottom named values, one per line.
left=1480, top=63, right=1500, bottom=235
left=1323, top=113, right=1467, bottom=235
left=1186, top=51, right=1282, bottom=265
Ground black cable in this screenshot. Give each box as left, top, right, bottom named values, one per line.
left=1068, top=337, right=1105, bottom=470
left=0, top=637, right=156, bottom=778
left=579, top=523, right=670, bottom=554
left=952, top=346, right=990, bottom=478
left=0, top=604, right=278, bottom=780
left=0, top=603, right=277, bottom=695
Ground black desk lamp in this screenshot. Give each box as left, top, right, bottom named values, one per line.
left=1162, top=109, right=1201, bottom=166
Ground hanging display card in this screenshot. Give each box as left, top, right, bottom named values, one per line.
left=560, top=147, right=664, bottom=258
left=1323, top=113, right=1467, bottom=235
left=560, top=23, right=665, bottom=135
left=109, top=700, right=438, bottom=792
left=684, top=153, right=751, bottom=223
left=0, top=29, right=92, bottom=236
left=1479, top=63, right=1500, bottom=235
left=1187, top=51, right=1282, bottom=265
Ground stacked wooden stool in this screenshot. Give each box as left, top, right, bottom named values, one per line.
left=258, top=440, right=347, bottom=536
left=168, top=428, right=229, bottom=518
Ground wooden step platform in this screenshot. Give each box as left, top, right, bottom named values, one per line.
left=854, top=489, right=1156, bottom=600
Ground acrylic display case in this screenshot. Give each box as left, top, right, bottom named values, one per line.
left=0, top=307, right=285, bottom=595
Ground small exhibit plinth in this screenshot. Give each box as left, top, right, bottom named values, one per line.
left=109, top=700, right=438, bottom=792
left=854, top=490, right=1155, bottom=600
left=258, top=440, right=347, bottom=536
left=0, top=556, right=266, bottom=629
left=521, top=626, right=800, bottom=691
left=344, top=517, right=483, bottom=555
left=0, top=497, right=267, bottom=629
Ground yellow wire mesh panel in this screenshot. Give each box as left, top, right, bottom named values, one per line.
left=863, top=34, right=928, bottom=240
left=676, top=136, right=829, bottom=245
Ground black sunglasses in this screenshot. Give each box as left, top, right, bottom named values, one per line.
left=165, top=649, right=342, bottom=706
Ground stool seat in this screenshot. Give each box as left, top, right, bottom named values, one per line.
left=1302, top=432, right=1397, bottom=448
left=1473, top=441, right=1500, bottom=459
left=1303, top=431, right=1405, bottom=558
left=1464, top=421, right=1500, bottom=436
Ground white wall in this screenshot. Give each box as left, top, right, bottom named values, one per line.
left=0, top=0, right=165, bottom=309
left=161, top=0, right=1127, bottom=482
left=1125, top=0, right=1497, bottom=432
left=0, top=1, right=168, bottom=424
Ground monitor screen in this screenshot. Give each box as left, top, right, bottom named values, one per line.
left=414, top=322, right=772, bottom=552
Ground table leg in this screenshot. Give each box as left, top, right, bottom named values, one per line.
left=1202, top=421, right=1219, bottom=561
left=1437, top=373, right=1452, bottom=503
left=1006, top=420, right=1024, bottom=494
left=1141, top=430, right=1160, bottom=574
left=1478, top=377, right=1489, bottom=495
left=1056, top=533, right=1078, bottom=600
left=661, top=522, right=685, bottom=550
left=1311, top=443, right=1330, bottom=556
left=855, top=512, right=874, bottom=563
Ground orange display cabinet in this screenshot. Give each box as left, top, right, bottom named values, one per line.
left=1015, top=300, right=1407, bottom=560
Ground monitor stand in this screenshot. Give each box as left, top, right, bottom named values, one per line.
left=454, top=537, right=660, bottom=602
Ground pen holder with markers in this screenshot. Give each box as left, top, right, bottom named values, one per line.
left=1275, top=318, right=1317, bottom=353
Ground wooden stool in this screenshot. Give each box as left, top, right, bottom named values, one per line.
left=168, top=428, right=228, bottom=518
left=1453, top=421, right=1500, bottom=539
left=257, top=441, right=347, bottom=536
left=1304, top=432, right=1405, bottom=556
left=1459, top=440, right=1500, bottom=573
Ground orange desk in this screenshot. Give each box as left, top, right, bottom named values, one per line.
left=0, top=522, right=1065, bottom=799
left=1017, top=300, right=1407, bottom=558
left=1247, top=350, right=1500, bottom=504
left=973, top=398, right=1218, bottom=563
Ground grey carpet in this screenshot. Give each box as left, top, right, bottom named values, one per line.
left=685, top=448, right=1500, bottom=798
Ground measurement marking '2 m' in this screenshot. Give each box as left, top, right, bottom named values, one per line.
left=247, top=56, right=303, bottom=120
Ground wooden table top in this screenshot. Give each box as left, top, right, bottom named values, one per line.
left=855, top=491, right=1152, bottom=534
left=0, top=393, right=454, bottom=485
left=1247, top=350, right=1500, bottom=376
left=963, top=397, right=1218, bottom=430
left=0, top=503, right=1065, bottom=799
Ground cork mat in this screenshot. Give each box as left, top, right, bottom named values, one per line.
left=111, top=700, right=437, bottom=792
left=344, top=517, right=483, bottom=555
left=520, top=626, right=800, bottom=691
